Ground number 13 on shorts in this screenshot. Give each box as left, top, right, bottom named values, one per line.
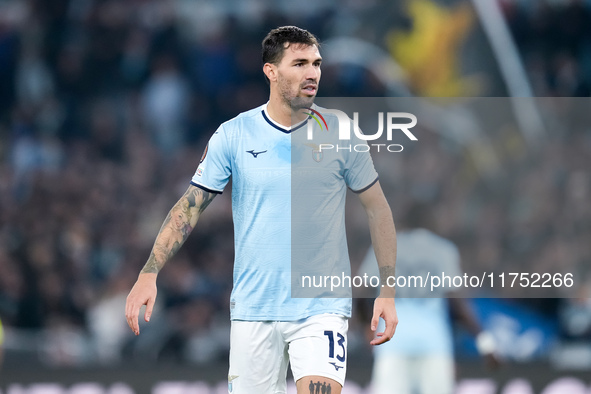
left=289, top=314, right=348, bottom=386
left=324, top=330, right=346, bottom=364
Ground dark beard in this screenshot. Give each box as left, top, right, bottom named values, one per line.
left=278, top=75, right=316, bottom=112
left=290, top=96, right=315, bottom=112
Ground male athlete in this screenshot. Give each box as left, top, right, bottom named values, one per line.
left=125, top=26, right=398, bottom=394
left=359, top=204, right=500, bottom=394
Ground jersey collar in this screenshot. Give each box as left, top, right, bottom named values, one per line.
left=261, top=102, right=309, bottom=134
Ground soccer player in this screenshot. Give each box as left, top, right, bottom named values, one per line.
left=359, top=203, right=499, bottom=394
left=125, top=26, right=398, bottom=394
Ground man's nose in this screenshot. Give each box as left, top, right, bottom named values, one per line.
left=305, top=65, right=319, bottom=81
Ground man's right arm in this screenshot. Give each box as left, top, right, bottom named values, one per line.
left=125, top=184, right=216, bottom=335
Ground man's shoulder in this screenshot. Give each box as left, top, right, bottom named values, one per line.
left=220, top=104, right=266, bottom=130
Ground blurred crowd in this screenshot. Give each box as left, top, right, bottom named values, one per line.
left=501, top=0, right=591, bottom=97
left=0, top=0, right=590, bottom=367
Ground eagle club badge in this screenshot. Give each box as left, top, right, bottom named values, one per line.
left=312, top=148, right=323, bottom=163
left=305, top=143, right=323, bottom=163
left=228, top=375, right=238, bottom=392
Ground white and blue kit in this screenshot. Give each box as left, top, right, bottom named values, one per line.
left=191, top=103, right=378, bottom=321
left=191, top=103, right=378, bottom=392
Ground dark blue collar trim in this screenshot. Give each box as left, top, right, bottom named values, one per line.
left=261, top=110, right=308, bottom=134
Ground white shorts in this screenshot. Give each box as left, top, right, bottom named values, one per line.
left=228, top=313, right=348, bottom=394
left=371, top=353, right=455, bottom=394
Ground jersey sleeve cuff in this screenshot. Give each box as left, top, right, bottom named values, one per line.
left=190, top=181, right=223, bottom=194
left=350, top=176, right=379, bottom=194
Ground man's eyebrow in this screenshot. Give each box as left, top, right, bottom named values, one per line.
left=292, top=57, right=323, bottom=63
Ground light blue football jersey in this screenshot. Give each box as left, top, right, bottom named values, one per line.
left=191, top=103, right=378, bottom=321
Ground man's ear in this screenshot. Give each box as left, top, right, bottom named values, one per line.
left=263, top=63, right=277, bottom=83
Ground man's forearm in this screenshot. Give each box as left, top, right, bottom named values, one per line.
left=140, top=186, right=215, bottom=274
left=140, top=209, right=186, bottom=274
left=367, top=204, right=397, bottom=297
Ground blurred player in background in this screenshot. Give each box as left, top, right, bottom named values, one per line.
left=125, top=26, right=398, bottom=394
left=359, top=203, right=499, bottom=394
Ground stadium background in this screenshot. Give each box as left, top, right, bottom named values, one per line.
left=0, top=0, right=590, bottom=392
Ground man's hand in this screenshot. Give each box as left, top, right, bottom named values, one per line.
left=124, top=186, right=215, bottom=335
left=370, top=297, right=398, bottom=345
left=125, top=273, right=157, bottom=335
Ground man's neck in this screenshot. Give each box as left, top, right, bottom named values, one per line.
left=266, top=96, right=309, bottom=128
left=266, top=97, right=292, bottom=127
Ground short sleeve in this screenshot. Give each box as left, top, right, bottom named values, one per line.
left=343, top=131, right=379, bottom=193
left=191, top=125, right=232, bottom=193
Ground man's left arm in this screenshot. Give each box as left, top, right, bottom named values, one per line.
left=358, top=181, right=398, bottom=345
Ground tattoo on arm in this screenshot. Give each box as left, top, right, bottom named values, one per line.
left=141, top=187, right=216, bottom=274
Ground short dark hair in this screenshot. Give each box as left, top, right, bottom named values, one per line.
left=262, top=26, right=319, bottom=82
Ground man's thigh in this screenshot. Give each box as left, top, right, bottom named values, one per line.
left=228, top=320, right=289, bottom=394
left=285, top=314, right=348, bottom=394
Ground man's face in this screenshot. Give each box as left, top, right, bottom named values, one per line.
left=275, top=43, right=322, bottom=109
